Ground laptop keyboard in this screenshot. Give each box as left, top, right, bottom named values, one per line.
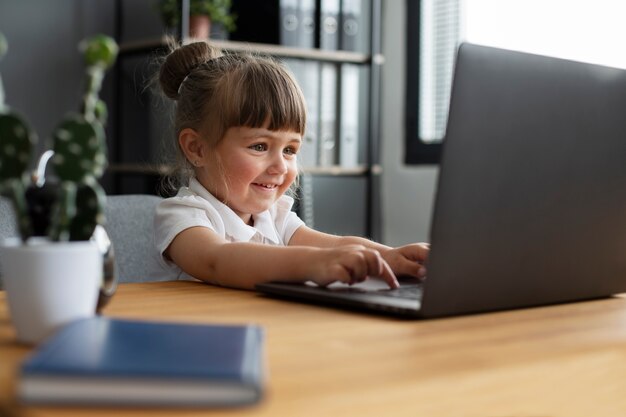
left=377, top=285, right=423, bottom=300
left=329, top=284, right=423, bottom=300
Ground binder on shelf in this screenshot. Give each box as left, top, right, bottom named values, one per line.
left=320, top=0, right=341, bottom=50
left=299, top=173, right=315, bottom=228
left=297, top=0, right=316, bottom=48
left=312, top=176, right=367, bottom=236
left=357, top=65, right=371, bottom=165
left=339, top=0, right=371, bottom=53
left=339, top=63, right=360, bottom=168
left=302, top=61, right=321, bottom=167
left=231, top=0, right=316, bottom=47
left=230, top=1, right=280, bottom=45
left=284, top=59, right=320, bottom=167
left=318, top=62, right=338, bottom=166
left=279, top=0, right=299, bottom=46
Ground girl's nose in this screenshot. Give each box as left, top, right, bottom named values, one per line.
left=267, top=153, right=288, bottom=175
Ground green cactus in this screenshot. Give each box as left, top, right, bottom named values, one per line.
left=0, top=32, right=117, bottom=243
left=0, top=113, right=35, bottom=180
left=2, top=178, right=32, bottom=241
left=52, top=115, right=106, bottom=182
left=94, top=99, right=108, bottom=126
left=47, top=182, right=77, bottom=242
left=0, top=33, right=37, bottom=242
left=48, top=181, right=106, bottom=242
left=82, top=34, right=118, bottom=69
left=0, top=33, right=7, bottom=58
left=70, top=182, right=106, bottom=241
left=47, top=34, right=117, bottom=241
left=80, top=34, right=117, bottom=123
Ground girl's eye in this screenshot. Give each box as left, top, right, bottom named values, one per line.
left=249, top=143, right=267, bottom=152
left=284, top=146, right=298, bottom=155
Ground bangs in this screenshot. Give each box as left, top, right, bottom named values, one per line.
left=217, top=59, right=306, bottom=135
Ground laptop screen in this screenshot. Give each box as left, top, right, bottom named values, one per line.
left=421, top=43, right=626, bottom=317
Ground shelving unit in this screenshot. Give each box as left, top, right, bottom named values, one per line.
left=119, top=37, right=377, bottom=64
left=108, top=0, right=383, bottom=240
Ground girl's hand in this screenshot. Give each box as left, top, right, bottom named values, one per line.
left=381, top=243, right=430, bottom=279
left=308, top=245, right=399, bottom=289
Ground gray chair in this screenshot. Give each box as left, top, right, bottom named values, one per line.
left=0, top=194, right=167, bottom=289
left=0, top=197, right=18, bottom=240
left=0, top=197, right=19, bottom=288
left=104, top=194, right=169, bottom=283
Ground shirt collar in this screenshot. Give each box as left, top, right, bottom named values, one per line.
left=188, top=178, right=281, bottom=244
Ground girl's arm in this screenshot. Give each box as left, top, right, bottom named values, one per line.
left=289, top=225, right=390, bottom=250
left=166, top=226, right=399, bottom=290
left=289, top=226, right=430, bottom=279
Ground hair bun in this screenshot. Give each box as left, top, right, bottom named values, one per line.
left=159, top=41, right=222, bottom=100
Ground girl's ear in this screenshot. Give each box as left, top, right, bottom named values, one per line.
left=179, top=128, right=206, bottom=167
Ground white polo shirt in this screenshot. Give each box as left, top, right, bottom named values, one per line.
left=153, top=177, right=305, bottom=281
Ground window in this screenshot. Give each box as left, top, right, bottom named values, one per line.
left=405, top=0, right=626, bottom=164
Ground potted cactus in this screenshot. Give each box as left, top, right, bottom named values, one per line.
left=0, top=33, right=119, bottom=344
left=0, top=33, right=117, bottom=242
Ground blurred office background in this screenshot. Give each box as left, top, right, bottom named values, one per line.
left=1, top=0, right=624, bottom=247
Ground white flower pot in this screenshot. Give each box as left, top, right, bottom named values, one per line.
left=0, top=238, right=102, bottom=345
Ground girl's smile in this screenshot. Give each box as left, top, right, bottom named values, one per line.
left=196, top=124, right=301, bottom=224
left=252, top=182, right=280, bottom=190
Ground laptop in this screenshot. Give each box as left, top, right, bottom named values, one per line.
left=256, top=43, right=626, bottom=318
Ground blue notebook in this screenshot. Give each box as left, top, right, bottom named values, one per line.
left=19, top=317, right=264, bottom=407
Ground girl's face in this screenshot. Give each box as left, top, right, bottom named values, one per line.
left=199, top=125, right=301, bottom=224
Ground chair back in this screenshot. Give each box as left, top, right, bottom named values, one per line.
left=0, top=197, right=19, bottom=288
left=104, top=194, right=167, bottom=283
left=0, top=197, right=18, bottom=241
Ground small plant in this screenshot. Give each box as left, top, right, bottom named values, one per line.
left=0, top=33, right=118, bottom=243
left=157, top=0, right=237, bottom=32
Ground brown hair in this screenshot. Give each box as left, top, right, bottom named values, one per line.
left=158, top=40, right=307, bottom=191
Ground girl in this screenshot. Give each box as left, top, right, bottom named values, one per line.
left=154, top=41, right=429, bottom=290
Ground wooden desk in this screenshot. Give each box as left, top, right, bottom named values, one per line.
left=2, top=281, right=626, bottom=416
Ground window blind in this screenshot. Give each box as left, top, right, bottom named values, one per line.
left=418, top=0, right=461, bottom=143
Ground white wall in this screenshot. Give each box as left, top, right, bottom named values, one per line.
left=380, top=1, right=439, bottom=246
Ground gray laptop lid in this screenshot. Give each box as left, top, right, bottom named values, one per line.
left=421, top=43, right=626, bottom=317
left=257, top=43, right=626, bottom=318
